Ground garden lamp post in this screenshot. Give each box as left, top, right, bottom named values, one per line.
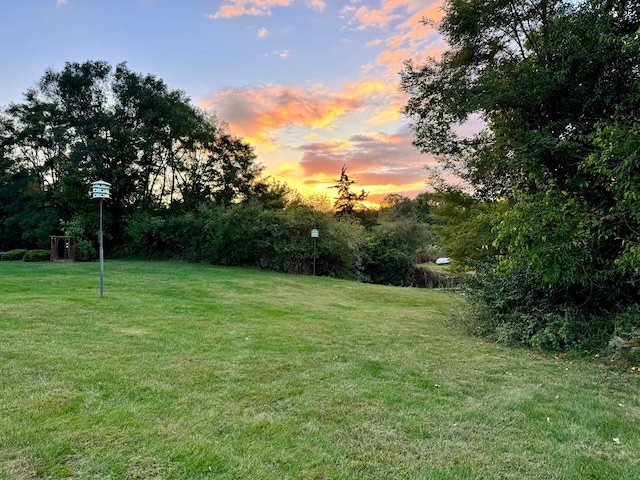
left=91, top=180, right=111, bottom=297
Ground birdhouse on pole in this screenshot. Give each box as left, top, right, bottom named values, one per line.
left=91, top=180, right=111, bottom=199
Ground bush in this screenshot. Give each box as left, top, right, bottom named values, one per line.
left=359, top=220, right=434, bottom=286
left=1, top=249, right=28, bottom=261
left=462, top=266, right=616, bottom=352
left=416, top=245, right=446, bottom=264
left=608, top=306, right=640, bottom=370
left=361, top=246, right=415, bottom=286
left=122, top=211, right=205, bottom=261
left=204, top=201, right=363, bottom=279
left=75, top=238, right=97, bottom=262
left=412, top=266, right=457, bottom=288
left=23, top=250, right=51, bottom=262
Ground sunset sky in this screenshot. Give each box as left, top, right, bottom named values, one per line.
left=1, top=0, right=449, bottom=204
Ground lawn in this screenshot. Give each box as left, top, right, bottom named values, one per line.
left=0, top=260, right=639, bottom=479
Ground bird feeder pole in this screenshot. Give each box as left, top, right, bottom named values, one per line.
left=91, top=180, right=111, bottom=297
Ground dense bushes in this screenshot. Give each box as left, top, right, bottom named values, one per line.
left=117, top=200, right=455, bottom=286
left=122, top=211, right=205, bottom=262
left=23, top=250, right=50, bottom=262
left=360, top=219, right=435, bottom=286
left=1, top=248, right=50, bottom=261
left=462, top=266, right=618, bottom=352
left=120, top=201, right=366, bottom=279
left=1, top=249, right=28, bottom=261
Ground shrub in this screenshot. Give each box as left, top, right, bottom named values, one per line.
left=23, top=250, right=51, bottom=262
left=462, top=266, right=617, bottom=352
left=361, top=245, right=415, bottom=286
left=416, top=245, right=446, bottom=264
left=75, top=238, right=97, bottom=262
left=359, top=219, right=433, bottom=286
left=608, top=306, right=640, bottom=370
left=2, top=249, right=28, bottom=261
left=412, top=266, right=457, bottom=288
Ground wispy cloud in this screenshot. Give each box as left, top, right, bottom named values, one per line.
left=57, top=0, right=68, bottom=6
left=305, top=0, right=325, bottom=11
left=210, top=0, right=323, bottom=19
left=257, top=27, right=269, bottom=38
left=354, top=1, right=447, bottom=80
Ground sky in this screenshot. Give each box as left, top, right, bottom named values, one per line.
left=1, top=0, right=449, bottom=204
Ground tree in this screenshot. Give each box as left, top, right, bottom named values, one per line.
left=401, top=0, right=640, bottom=349
left=0, top=61, right=265, bottom=251
left=330, top=165, right=369, bottom=219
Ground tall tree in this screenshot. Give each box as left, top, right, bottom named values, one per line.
left=331, top=165, right=369, bottom=219
left=0, top=61, right=264, bottom=249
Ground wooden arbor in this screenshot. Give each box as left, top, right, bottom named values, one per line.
left=50, top=236, right=76, bottom=261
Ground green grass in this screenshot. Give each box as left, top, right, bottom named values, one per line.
left=1, top=260, right=639, bottom=479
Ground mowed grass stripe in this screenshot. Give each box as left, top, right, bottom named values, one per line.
left=0, top=260, right=639, bottom=479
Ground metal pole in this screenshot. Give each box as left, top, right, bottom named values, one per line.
left=99, top=199, right=104, bottom=297
left=313, top=237, right=316, bottom=276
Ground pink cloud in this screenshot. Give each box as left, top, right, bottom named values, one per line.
left=305, top=0, right=325, bottom=11
left=341, top=1, right=447, bottom=82
left=296, top=130, right=439, bottom=199
left=210, top=0, right=323, bottom=19
left=201, top=82, right=378, bottom=146
left=353, top=5, right=402, bottom=29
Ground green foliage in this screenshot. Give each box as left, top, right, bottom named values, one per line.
left=360, top=219, right=432, bottom=286
left=1, top=249, right=28, bottom=261
left=402, top=0, right=640, bottom=349
left=463, top=266, right=615, bottom=351
left=205, top=201, right=364, bottom=278
left=416, top=244, right=446, bottom=264
left=74, top=238, right=97, bottom=262
left=431, top=190, right=506, bottom=270
left=22, top=249, right=50, bottom=262
left=122, top=210, right=205, bottom=262
left=0, top=60, right=265, bottom=253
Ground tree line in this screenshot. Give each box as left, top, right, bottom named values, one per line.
left=0, top=61, right=444, bottom=286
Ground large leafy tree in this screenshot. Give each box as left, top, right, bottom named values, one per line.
left=402, top=0, right=640, bottom=347
left=0, top=61, right=263, bottom=249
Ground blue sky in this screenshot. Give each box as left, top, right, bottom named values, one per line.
left=1, top=1, right=447, bottom=203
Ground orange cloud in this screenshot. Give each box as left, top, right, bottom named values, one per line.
left=210, top=0, right=324, bottom=18
left=341, top=2, right=447, bottom=84
left=353, top=5, right=402, bottom=29
left=294, top=130, right=438, bottom=200
left=201, top=83, right=371, bottom=147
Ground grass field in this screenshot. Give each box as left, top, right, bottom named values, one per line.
left=1, top=260, right=639, bottom=479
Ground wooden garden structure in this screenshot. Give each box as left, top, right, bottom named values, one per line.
left=50, top=236, right=76, bottom=261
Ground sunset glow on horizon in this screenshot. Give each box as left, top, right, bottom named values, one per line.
left=1, top=0, right=450, bottom=204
